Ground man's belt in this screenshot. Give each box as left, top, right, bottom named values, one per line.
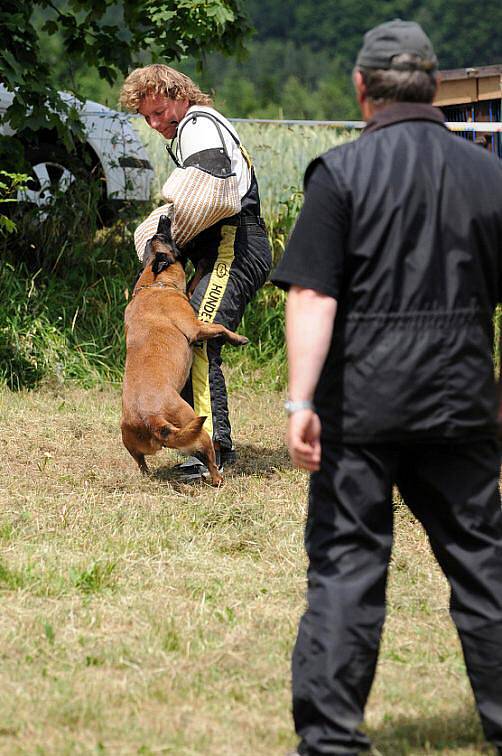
left=223, top=214, right=266, bottom=229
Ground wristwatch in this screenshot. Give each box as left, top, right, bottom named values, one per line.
left=284, top=399, right=315, bottom=415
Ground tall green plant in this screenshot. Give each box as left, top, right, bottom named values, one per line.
left=0, top=171, right=30, bottom=235
left=223, top=284, right=287, bottom=390
left=5, top=175, right=103, bottom=272
left=266, top=189, right=304, bottom=265
left=0, top=176, right=143, bottom=390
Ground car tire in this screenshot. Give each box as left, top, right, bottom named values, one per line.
left=19, top=141, right=108, bottom=223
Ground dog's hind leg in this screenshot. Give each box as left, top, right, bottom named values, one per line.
left=193, top=321, right=249, bottom=347
left=126, top=445, right=149, bottom=475
left=121, top=427, right=150, bottom=474
left=135, top=452, right=149, bottom=475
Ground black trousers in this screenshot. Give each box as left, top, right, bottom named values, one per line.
left=184, top=221, right=271, bottom=449
left=293, top=439, right=502, bottom=755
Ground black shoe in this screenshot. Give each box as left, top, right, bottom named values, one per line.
left=173, top=455, right=208, bottom=482
left=173, top=447, right=236, bottom=482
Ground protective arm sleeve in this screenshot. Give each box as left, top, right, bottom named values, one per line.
left=133, top=117, right=242, bottom=259
left=134, top=167, right=241, bottom=258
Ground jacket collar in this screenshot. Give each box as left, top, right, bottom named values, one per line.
left=361, top=102, right=446, bottom=136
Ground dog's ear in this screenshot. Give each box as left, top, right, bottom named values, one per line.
left=142, top=238, right=155, bottom=268
left=156, top=214, right=181, bottom=258
left=152, top=253, right=171, bottom=275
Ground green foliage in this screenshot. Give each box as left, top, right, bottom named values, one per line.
left=0, top=264, right=74, bottom=390
left=0, top=2, right=84, bottom=149
left=30, top=0, right=502, bottom=124
left=0, top=1, right=251, bottom=152
left=6, top=172, right=102, bottom=270
left=161, top=619, right=182, bottom=653
left=266, top=189, right=305, bottom=264
left=0, top=560, right=26, bottom=591
left=414, top=0, right=502, bottom=68
left=0, top=206, right=289, bottom=392
left=248, top=0, right=502, bottom=70
left=3, top=0, right=501, bottom=133
left=223, top=284, right=287, bottom=391
left=0, top=170, right=30, bottom=235
left=183, top=40, right=359, bottom=120
left=181, top=0, right=502, bottom=119
left=0, top=183, right=142, bottom=389
left=0, top=212, right=289, bottom=391
left=44, top=622, right=56, bottom=645
left=70, top=561, right=117, bottom=594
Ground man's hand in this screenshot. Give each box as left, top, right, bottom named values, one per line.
left=287, top=409, right=322, bottom=471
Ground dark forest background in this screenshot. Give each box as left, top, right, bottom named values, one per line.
left=38, top=0, right=502, bottom=120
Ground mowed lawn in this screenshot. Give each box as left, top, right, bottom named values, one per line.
left=0, top=384, right=494, bottom=755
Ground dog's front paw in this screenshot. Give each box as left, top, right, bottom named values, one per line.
left=209, top=472, right=224, bottom=487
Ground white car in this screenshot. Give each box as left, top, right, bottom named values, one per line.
left=0, top=84, right=154, bottom=217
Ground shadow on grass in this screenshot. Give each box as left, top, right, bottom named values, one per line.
left=230, top=443, right=291, bottom=476
left=368, top=705, right=488, bottom=755
left=150, top=443, right=291, bottom=485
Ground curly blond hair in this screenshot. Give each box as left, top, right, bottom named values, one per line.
left=119, top=64, right=213, bottom=112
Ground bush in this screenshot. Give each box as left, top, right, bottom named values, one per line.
left=0, top=175, right=291, bottom=391
left=0, top=180, right=146, bottom=389
left=0, top=255, right=131, bottom=390
left=0, top=262, right=72, bottom=389
left=224, top=283, right=287, bottom=390
left=0, top=170, right=31, bottom=236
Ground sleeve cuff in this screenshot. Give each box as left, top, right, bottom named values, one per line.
left=270, top=271, right=339, bottom=298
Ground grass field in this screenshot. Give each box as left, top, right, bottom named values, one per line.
left=0, top=382, right=495, bottom=756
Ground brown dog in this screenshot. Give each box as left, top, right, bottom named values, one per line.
left=121, top=216, right=248, bottom=485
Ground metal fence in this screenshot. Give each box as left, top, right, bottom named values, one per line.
left=226, top=117, right=502, bottom=157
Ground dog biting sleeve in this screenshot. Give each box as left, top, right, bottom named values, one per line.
left=133, top=166, right=240, bottom=260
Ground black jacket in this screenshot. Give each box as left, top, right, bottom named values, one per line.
left=274, top=104, right=502, bottom=442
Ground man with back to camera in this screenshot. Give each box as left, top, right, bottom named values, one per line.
left=120, top=65, right=272, bottom=482
left=272, top=19, right=502, bottom=756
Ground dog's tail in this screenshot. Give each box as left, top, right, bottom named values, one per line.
left=148, top=415, right=207, bottom=448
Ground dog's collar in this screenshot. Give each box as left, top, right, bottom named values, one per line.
left=131, top=280, right=181, bottom=298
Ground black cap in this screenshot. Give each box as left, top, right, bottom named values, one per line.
left=356, top=19, right=437, bottom=71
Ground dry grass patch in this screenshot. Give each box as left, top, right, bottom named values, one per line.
left=0, top=384, right=495, bottom=755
